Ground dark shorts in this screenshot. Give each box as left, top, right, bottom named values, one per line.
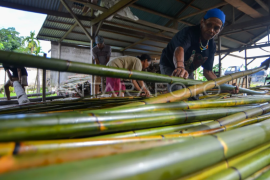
left=160, top=65, right=194, bottom=92
left=160, top=65, right=198, bottom=100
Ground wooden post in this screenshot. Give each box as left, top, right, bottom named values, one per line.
left=218, top=36, right=222, bottom=77
left=42, top=53, right=47, bottom=102
left=245, top=47, right=248, bottom=88
left=3, top=70, right=6, bottom=97
left=36, top=69, right=40, bottom=94
left=90, top=23, right=94, bottom=96
left=57, top=42, right=61, bottom=91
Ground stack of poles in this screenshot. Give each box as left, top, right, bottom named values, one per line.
left=1, top=51, right=270, bottom=179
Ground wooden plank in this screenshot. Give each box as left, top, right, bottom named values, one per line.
left=255, top=0, right=269, bottom=12
left=178, top=2, right=228, bottom=20
left=225, top=0, right=263, bottom=18
left=60, top=0, right=93, bottom=41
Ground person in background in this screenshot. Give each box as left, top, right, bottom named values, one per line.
left=160, top=8, right=226, bottom=93
left=3, top=63, right=28, bottom=100
left=92, top=35, right=111, bottom=95
left=106, top=54, right=151, bottom=97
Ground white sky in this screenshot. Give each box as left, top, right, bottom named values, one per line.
left=0, top=6, right=269, bottom=72
left=0, top=7, right=51, bottom=57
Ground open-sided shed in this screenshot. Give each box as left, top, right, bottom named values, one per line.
left=1, top=0, right=270, bottom=74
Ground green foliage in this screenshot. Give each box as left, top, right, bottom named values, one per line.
left=9, top=86, right=14, bottom=93
left=195, top=64, right=226, bottom=81
left=22, top=31, right=40, bottom=54
left=14, top=45, right=32, bottom=54
left=34, top=46, right=45, bottom=56
left=195, top=67, right=207, bottom=81
left=0, top=27, right=23, bottom=51
left=0, top=43, right=4, bottom=50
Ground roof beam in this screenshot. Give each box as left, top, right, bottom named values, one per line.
left=227, top=54, right=245, bottom=59
left=221, top=26, right=266, bottom=36
left=90, top=0, right=137, bottom=26
left=60, top=0, right=93, bottom=41
left=40, top=26, right=166, bottom=48
left=116, top=17, right=179, bottom=33
left=59, top=6, right=91, bottom=42
left=255, top=0, right=269, bottom=12
left=246, top=55, right=270, bottom=59
left=247, top=58, right=256, bottom=65
left=222, top=36, right=246, bottom=45
left=224, top=0, right=263, bottom=18
left=175, top=0, right=200, bottom=10
left=104, top=21, right=172, bottom=39
left=177, top=2, right=228, bottom=20
left=40, top=34, right=162, bottom=54
left=44, top=19, right=170, bottom=42
left=217, top=42, right=270, bottom=53
left=221, top=16, right=270, bottom=35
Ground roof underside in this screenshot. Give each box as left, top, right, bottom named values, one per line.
left=1, top=0, right=270, bottom=58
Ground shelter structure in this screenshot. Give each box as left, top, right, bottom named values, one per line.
left=1, top=0, right=270, bottom=95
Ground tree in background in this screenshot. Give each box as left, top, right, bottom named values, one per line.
left=0, top=27, right=23, bottom=51
left=0, top=43, right=4, bottom=50
left=22, top=31, right=40, bottom=54
left=195, top=64, right=225, bottom=81
left=22, top=31, right=42, bottom=93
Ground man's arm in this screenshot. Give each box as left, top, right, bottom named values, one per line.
left=172, top=47, right=189, bottom=79
left=6, top=69, right=12, bottom=81
left=203, top=69, right=217, bottom=80
left=203, top=69, right=239, bottom=93
left=94, top=58, right=100, bottom=65
left=137, top=80, right=151, bottom=97
left=132, top=80, right=141, bottom=91
left=17, top=68, right=22, bottom=83
left=106, top=57, right=110, bottom=65
left=106, top=46, right=111, bottom=64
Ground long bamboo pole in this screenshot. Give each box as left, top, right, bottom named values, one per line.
left=1, top=119, right=270, bottom=180
left=0, top=51, right=266, bottom=96
left=90, top=96, right=270, bottom=114
left=254, top=168, right=270, bottom=180
left=90, top=120, right=213, bottom=139
left=117, top=66, right=266, bottom=106
left=0, top=50, right=200, bottom=85
left=220, top=84, right=267, bottom=95
left=158, top=114, right=270, bottom=138
left=0, top=112, right=266, bottom=156
left=0, top=136, right=194, bottom=156
left=245, top=165, right=270, bottom=180
left=180, top=142, right=270, bottom=180
left=180, top=103, right=270, bottom=134
left=0, top=113, right=268, bottom=157
left=0, top=106, right=256, bottom=141
left=206, top=148, right=270, bottom=180
left=0, top=139, right=185, bottom=174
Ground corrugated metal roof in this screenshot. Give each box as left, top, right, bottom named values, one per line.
left=1, top=0, right=266, bottom=57
left=2, top=0, right=60, bottom=11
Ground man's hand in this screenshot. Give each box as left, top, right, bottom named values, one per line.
left=140, top=90, right=151, bottom=97
left=231, top=83, right=239, bottom=94
left=172, top=67, right=189, bottom=79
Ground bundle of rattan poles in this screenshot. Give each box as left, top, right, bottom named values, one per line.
left=1, top=51, right=270, bottom=180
